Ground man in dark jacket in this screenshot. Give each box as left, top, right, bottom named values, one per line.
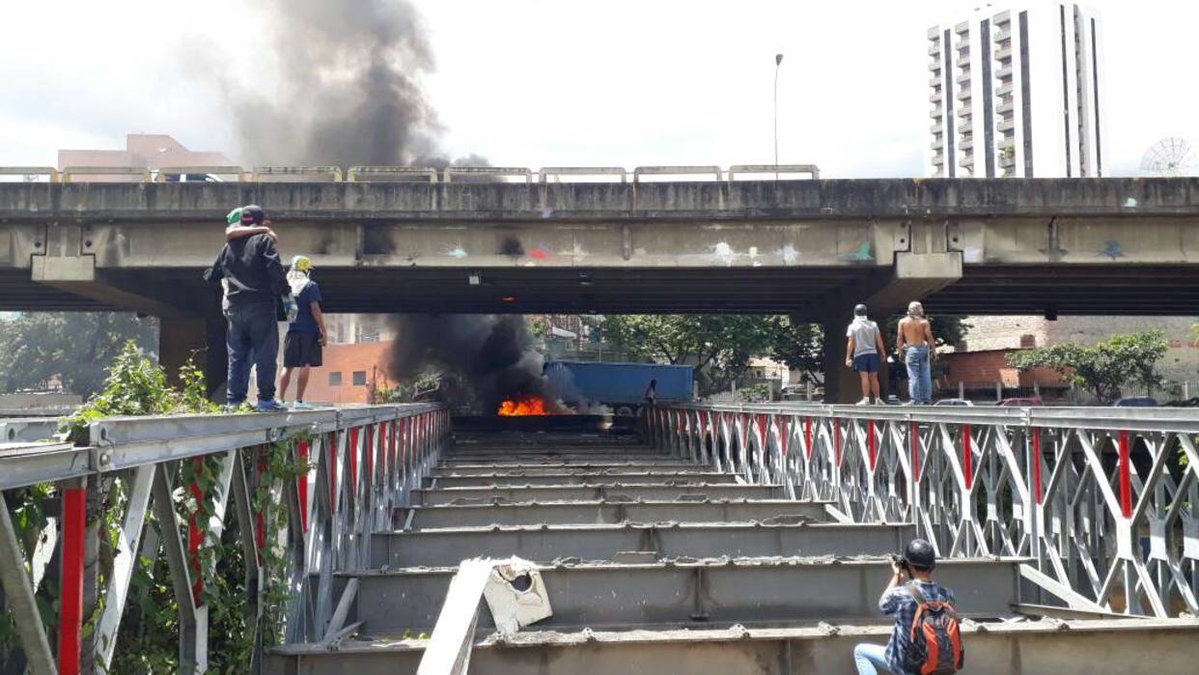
left=205, top=205, right=291, bottom=411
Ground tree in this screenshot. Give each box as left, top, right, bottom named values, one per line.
left=1007, top=329, right=1168, bottom=403
left=764, top=316, right=823, bottom=384
left=585, top=315, right=775, bottom=395
left=0, top=312, right=158, bottom=398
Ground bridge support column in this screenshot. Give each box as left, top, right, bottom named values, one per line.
left=158, top=314, right=228, bottom=399
left=821, top=251, right=962, bottom=403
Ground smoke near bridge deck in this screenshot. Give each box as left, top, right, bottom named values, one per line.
left=210, top=1, right=546, bottom=409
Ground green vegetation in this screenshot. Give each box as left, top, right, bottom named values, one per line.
left=585, top=314, right=969, bottom=396
left=0, top=312, right=157, bottom=398
left=1008, top=329, right=1169, bottom=403
left=2, top=341, right=310, bottom=673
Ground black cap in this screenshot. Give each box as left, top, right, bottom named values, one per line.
left=902, top=538, right=936, bottom=569
left=240, top=204, right=267, bottom=225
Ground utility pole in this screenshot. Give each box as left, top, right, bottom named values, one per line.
left=774, top=53, right=784, bottom=179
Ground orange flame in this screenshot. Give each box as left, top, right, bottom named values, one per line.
left=498, top=396, right=548, bottom=416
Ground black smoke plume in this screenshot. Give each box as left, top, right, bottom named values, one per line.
left=220, top=1, right=547, bottom=411
left=386, top=316, right=554, bottom=413
left=229, top=0, right=439, bottom=166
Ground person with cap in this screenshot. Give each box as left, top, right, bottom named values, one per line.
left=845, top=303, right=887, bottom=405
left=853, top=538, right=960, bottom=674
left=896, top=301, right=936, bottom=405
left=203, top=204, right=291, bottom=411
left=278, top=255, right=326, bottom=409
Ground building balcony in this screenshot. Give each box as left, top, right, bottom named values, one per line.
left=929, top=76, right=943, bottom=88
left=931, top=123, right=944, bottom=135
left=929, top=61, right=943, bottom=72
left=930, top=107, right=943, bottom=118
left=955, top=72, right=972, bottom=85
left=998, top=117, right=1016, bottom=132
left=956, top=88, right=973, bottom=101
left=996, top=81, right=1013, bottom=96
left=932, top=137, right=944, bottom=151
left=960, top=136, right=974, bottom=151
left=995, top=45, right=1012, bottom=61
left=928, top=41, right=942, bottom=56
left=957, top=51, right=971, bottom=66
left=930, top=89, right=943, bottom=104
left=996, top=99, right=1014, bottom=114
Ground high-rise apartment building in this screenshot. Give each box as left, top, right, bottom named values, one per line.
left=927, top=3, right=1105, bottom=178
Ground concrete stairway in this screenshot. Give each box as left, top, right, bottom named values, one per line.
left=265, top=434, right=1199, bottom=674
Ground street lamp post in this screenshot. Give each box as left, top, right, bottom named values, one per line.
left=774, top=53, right=784, bottom=179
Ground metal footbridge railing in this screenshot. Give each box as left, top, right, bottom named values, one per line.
left=648, top=403, right=1199, bottom=619
left=0, top=404, right=450, bottom=674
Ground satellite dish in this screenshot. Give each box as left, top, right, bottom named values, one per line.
left=1139, top=137, right=1194, bottom=177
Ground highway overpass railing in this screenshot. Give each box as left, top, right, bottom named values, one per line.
left=0, top=404, right=450, bottom=674
left=8, top=164, right=822, bottom=185
left=649, top=403, right=1199, bottom=619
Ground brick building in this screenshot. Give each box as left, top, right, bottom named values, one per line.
left=296, top=341, right=393, bottom=405
left=937, top=348, right=1067, bottom=400
left=941, top=315, right=1199, bottom=401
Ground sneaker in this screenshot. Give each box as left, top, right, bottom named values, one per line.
left=292, top=401, right=313, bottom=410
left=255, top=399, right=287, bottom=412
left=856, top=398, right=871, bottom=406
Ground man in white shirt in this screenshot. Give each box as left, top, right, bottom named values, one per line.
left=845, top=304, right=887, bottom=405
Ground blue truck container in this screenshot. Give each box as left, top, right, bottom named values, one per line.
left=544, top=361, right=694, bottom=416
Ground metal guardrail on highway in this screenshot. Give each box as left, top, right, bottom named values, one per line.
left=0, top=404, right=450, bottom=673
left=649, top=403, right=1199, bottom=620
left=3, top=164, right=823, bottom=185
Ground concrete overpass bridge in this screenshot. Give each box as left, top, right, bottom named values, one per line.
left=2, top=168, right=1198, bottom=396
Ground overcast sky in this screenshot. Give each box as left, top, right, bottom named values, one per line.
left=0, top=0, right=1194, bottom=177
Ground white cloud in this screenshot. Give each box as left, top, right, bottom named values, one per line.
left=0, top=0, right=1196, bottom=176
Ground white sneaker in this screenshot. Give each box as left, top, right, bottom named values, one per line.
left=856, top=398, right=871, bottom=405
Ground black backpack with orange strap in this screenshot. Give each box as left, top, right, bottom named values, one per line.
left=903, top=582, right=964, bottom=675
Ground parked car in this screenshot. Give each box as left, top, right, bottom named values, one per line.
left=997, top=397, right=1043, bottom=407
left=933, top=398, right=974, bottom=407
left=1113, top=396, right=1158, bottom=407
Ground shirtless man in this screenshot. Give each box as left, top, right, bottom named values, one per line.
left=896, top=301, right=936, bottom=404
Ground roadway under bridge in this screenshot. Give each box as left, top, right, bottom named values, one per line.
left=2, top=172, right=1199, bottom=399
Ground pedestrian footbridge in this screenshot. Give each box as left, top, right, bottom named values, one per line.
left=1, top=403, right=1197, bottom=673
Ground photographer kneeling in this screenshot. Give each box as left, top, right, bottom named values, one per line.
left=853, top=538, right=964, bottom=674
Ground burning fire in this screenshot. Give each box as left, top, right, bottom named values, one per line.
left=498, top=396, right=549, bottom=416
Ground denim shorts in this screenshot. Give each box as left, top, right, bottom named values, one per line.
left=853, top=353, right=881, bottom=373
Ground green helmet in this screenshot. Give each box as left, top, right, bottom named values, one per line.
left=225, top=207, right=243, bottom=225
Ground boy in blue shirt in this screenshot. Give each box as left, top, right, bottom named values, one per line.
left=278, top=256, right=327, bottom=408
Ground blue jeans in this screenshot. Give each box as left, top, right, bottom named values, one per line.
left=225, top=304, right=279, bottom=404
left=853, top=643, right=892, bottom=674
left=905, top=345, right=932, bottom=404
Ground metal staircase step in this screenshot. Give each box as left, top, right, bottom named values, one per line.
left=342, top=557, right=1020, bottom=634
left=425, top=471, right=741, bottom=488
left=399, top=499, right=830, bottom=529
left=265, top=618, right=1199, bottom=674
left=414, top=482, right=783, bottom=506
left=433, top=460, right=703, bottom=475
left=369, top=522, right=915, bottom=567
